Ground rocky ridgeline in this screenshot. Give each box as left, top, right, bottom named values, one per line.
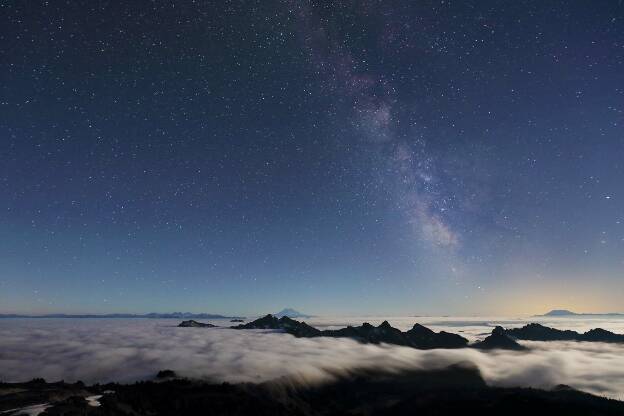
left=232, top=314, right=469, bottom=349
left=180, top=315, right=624, bottom=351
left=505, top=323, right=624, bottom=343
left=473, top=326, right=526, bottom=350
left=177, top=320, right=217, bottom=328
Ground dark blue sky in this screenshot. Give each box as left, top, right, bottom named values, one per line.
left=1, top=1, right=623, bottom=315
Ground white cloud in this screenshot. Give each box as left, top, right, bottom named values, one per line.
left=1, top=319, right=623, bottom=400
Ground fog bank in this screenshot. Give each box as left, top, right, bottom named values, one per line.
left=0, top=318, right=623, bottom=400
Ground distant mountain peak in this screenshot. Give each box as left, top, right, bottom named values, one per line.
left=473, top=326, right=527, bottom=351
left=178, top=320, right=217, bottom=328
left=537, top=309, right=624, bottom=317
left=542, top=309, right=577, bottom=316
left=274, top=308, right=312, bottom=319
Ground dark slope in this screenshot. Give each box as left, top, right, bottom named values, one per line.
left=506, top=323, right=579, bottom=341
left=506, top=323, right=624, bottom=343
left=322, top=321, right=469, bottom=349
left=0, top=379, right=91, bottom=413
left=178, top=320, right=217, bottom=328
left=580, top=328, right=624, bottom=343
left=232, top=314, right=321, bottom=337
left=4, top=367, right=624, bottom=416
left=321, top=321, right=411, bottom=346
left=473, top=326, right=527, bottom=350
left=405, top=323, right=468, bottom=349
left=215, top=316, right=624, bottom=350
left=233, top=315, right=468, bottom=349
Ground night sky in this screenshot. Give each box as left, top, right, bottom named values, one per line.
left=1, top=1, right=623, bottom=316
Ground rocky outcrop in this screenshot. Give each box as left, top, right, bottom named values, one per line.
left=579, top=328, right=624, bottom=343
left=405, top=323, right=469, bottom=349
left=505, top=323, right=624, bottom=343
left=178, top=320, right=216, bottom=328
left=505, top=323, right=577, bottom=341
left=232, top=314, right=321, bottom=337
left=232, top=315, right=468, bottom=349
left=473, top=326, right=527, bottom=350
left=198, top=315, right=624, bottom=350
left=322, top=321, right=410, bottom=346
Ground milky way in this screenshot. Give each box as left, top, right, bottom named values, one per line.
left=1, top=1, right=623, bottom=315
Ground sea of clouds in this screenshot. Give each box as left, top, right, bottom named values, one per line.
left=1, top=316, right=624, bottom=400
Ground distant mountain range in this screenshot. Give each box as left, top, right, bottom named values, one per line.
left=232, top=314, right=472, bottom=349
left=229, top=315, right=624, bottom=349
left=0, top=312, right=244, bottom=319
left=273, top=308, right=313, bottom=318
left=537, top=309, right=624, bottom=317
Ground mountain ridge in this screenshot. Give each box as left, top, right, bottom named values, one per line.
left=232, top=314, right=469, bottom=349
left=505, top=323, right=624, bottom=343
left=229, top=315, right=624, bottom=349
left=0, top=312, right=244, bottom=320
left=537, top=309, right=624, bottom=317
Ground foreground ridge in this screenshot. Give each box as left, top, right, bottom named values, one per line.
left=2, top=366, right=623, bottom=416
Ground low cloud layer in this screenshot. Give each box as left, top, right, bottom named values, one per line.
left=0, top=319, right=623, bottom=400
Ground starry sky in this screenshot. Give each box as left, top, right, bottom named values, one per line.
left=1, top=1, right=623, bottom=316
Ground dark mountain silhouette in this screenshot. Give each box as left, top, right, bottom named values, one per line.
left=232, top=315, right=468, bottom=349
left=0, top=312, right=244, bottom=320
left=473, top=326, right=527, bottom=350
left=506, top=323, right=624, bottom=343
left=232, top=314, right=321, bottom=337
left=506, top=323, right=579, bottom=341
left=232, top=314, right=283, bottom=329
left=405, top=323, right=469, bottom=349
left=580, top=328, right=624, bottom=343
left=322, top=320, right=411, bottom=345
left=539, top=309, right=578, bottom=316
left=178, top=320, right=217, bottom=328
left=4, top=367, right=624, bottom=416
left=191, top=316, right=624, bottom=349
left=537, top=310, right=624, bottom=317
left=155, top=370, right=178, bottom=379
